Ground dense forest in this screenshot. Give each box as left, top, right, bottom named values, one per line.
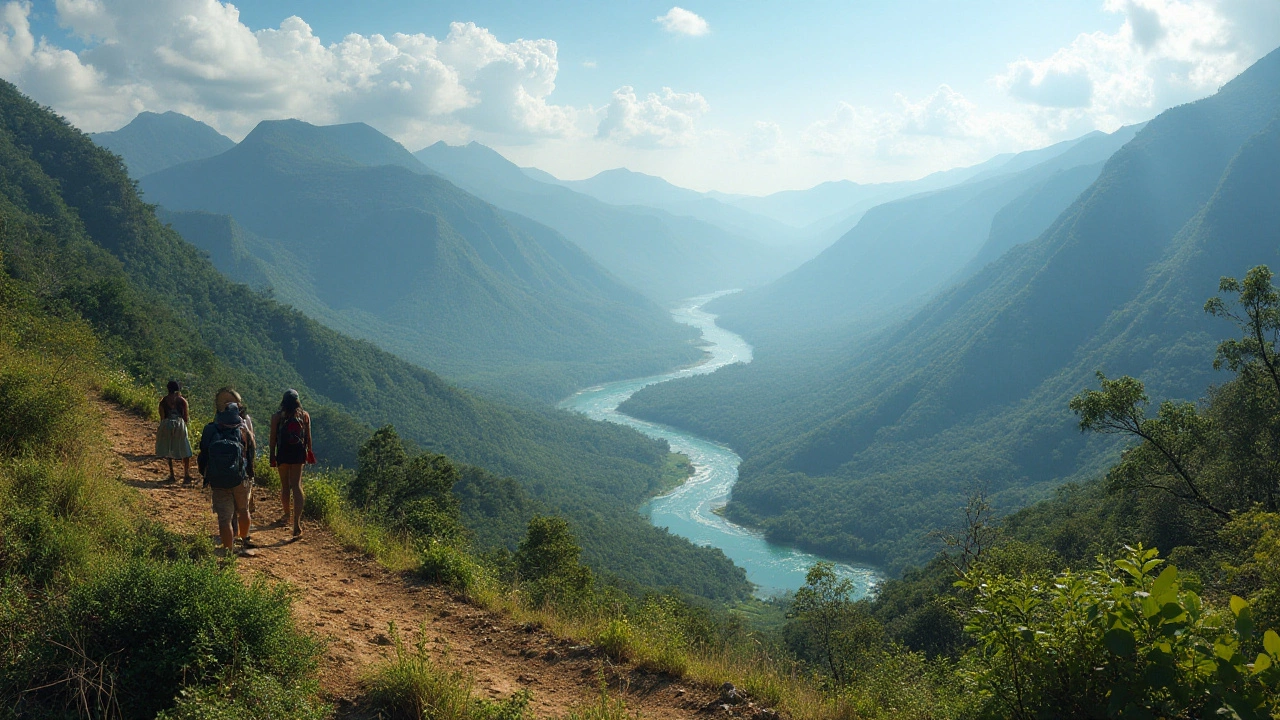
left=622, top=47, right=1280, bottom=572
left=0, top=79, right=749, bottom=601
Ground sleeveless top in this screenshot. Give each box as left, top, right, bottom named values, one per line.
left=162, top=395, right=185, bottom=421
left=275, top=411, right=309, bottom=464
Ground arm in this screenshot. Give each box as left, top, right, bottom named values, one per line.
left=243, top=428, right=256, bottom=477
left=158, top=398, right=166, bottom=420
left=304, top=411, right=314, bottom=451
left=268, top=412, right=278, bottom=462
left=180, top=396, right=190, bottom=423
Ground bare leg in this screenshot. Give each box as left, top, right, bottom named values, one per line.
left=290, top=466, right=305, bottom=534
left=166, top=457, right=176, bottom=482
left=218, top=519, right=235, bottom=550
left=182, top=457, right=192, bottom=482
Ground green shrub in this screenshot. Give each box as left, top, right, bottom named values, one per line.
left=596, top=619, right=634, bottom=661
left=102, top=369, right=158, bottom=420
left=157, top=670, right=329, bottom=720
left=25, top=559, right=321, bottom=720
left=0, top=360, right=85, bottom=458
left=960, top=544, right=1280, bottom=719
left=420, top=543, right=481, bottom=592
left=302, top=474, right=342, bottom=521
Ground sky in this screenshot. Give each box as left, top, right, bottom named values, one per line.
left=1, top=1, right=1277, bottom=194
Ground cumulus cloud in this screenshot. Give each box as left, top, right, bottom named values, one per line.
left=996, top=0, right=1280, bottom=126
left=0, top=0, right=577, bottom=145
left=654, top=7, right=710, bottom=37
left=596, top=85, right=709, bottom=148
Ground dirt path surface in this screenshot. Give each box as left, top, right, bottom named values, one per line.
left=100, top=401, right=718, bottom=718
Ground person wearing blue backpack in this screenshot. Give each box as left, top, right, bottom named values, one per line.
left=198, top=402, right=258, bottom=557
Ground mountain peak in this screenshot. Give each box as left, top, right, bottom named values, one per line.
left=236, top=119, right=426, bottom=173
left=90, top=110, right=234, bottom=177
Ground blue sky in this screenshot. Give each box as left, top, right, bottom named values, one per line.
left=5, top=0, right=1278, bottom=193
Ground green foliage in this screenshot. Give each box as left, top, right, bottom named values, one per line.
left=786, top=563, right=884, bottom=686
left=363, top=623, right=531, bottom=720
left=302, top=474, right=343, bottom=522
left=959, top=544, right=1280, bottom=719
left=155, top=670, right=329, bottom=720
left=351, top=426, right=464, bottom=541
left=419, top=543, right=484, bottom=593
left=515, top=516, right=593, bottom=607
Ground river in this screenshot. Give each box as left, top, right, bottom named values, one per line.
left=559, top=291, right=879, bottom=599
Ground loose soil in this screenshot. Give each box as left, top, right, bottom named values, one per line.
left=100, top=400, right=720, bottom=718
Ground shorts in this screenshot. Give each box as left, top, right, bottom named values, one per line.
left=212, top=482, right=251, bottom=526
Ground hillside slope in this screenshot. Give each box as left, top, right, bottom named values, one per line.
left=709, top=124, right=1141, bottom=338
left=0, top=80, right=748, bottom=600
left=142, top=120, right=700, bottom=400
left=622, top=48, right=1280, bottom=569
left=90, top=110, right=234, bottom=177
left=416, top=141, right=787, bottom=301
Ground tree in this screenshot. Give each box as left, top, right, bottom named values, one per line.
left=514, top=516, right=591, bottom=592
left=787, top=562, right=883, bottom=686
left=1070, top=372, right=1227, bottom=520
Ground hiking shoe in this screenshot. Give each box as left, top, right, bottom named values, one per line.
left=242, top=537, right=261, bottom=549
left=238, top=548, right=259, bottom=558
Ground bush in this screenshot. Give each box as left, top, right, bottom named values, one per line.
left=960, top=544, right=1280, bottom=719
left=23, top=559, right=321, bottom=720
left=0, top=360, right=85, bottom=459
left=157, top=670, right=329, bottom=720
left=102, top=369, right=158, bottom=420
left=303, top=474, right=342, bottom=521
left=420, top=543, right=482, bottom=593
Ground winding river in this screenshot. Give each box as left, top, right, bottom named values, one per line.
left=560, top=291, right=879, bottom=599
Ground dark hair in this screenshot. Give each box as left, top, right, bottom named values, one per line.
left=166, top=380, right=180, bottom=393
left=280, top=389, right=301, bottom=413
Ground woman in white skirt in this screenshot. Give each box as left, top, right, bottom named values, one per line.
left=156, top=380, right=193, bottom=482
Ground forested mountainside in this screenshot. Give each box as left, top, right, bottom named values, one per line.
left=89, top=110, right=234, bottom=177
left=138, top=119, right=700, bottom=401
left=708, top=123, right=1142, bottom=338
left=415, top=141, right=789, bottom=301
left=0, top=81, right=748, bottom=600
left=622, top=47, right=1280, bottom=571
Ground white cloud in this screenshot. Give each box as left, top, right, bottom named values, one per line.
left=0, top=0, right=578, bottom=146
left=654, top=7, right=709, bottom=37
left=740, top=120, right=783, bottom=162
left=596, top=85, right=709, bottom=148
left=996, top=0, right=1280, bottom=126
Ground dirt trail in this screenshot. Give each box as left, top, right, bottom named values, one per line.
left=99, top=400, right=717, bottom=718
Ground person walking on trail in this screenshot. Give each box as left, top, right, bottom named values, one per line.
left=216, top=387, right=258, bottom=531
left=199, top=402, right=259, bottom=557
left=155, top=380, right=193, bottom=483
left=270, top=389, right=313, bottom=539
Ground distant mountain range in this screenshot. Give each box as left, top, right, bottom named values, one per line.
left=621, top=47, right=1280, bottom=570
left=710, top=124, right=1143, bottom=337
left=139, top=119, right=700, bottom=400
left=415, top=141, right=793, bottom=301
left=90, top=111, right=234, bottom=177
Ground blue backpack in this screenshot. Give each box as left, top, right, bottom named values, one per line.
left=204, top=424, right=246, bottom=488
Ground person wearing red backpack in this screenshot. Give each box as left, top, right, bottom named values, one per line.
left=269, top=389, right=314, bottom=539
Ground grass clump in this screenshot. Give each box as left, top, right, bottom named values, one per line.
left=364, top=623, right=530, bottom=720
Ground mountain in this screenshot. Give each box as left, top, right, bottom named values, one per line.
left=708, top=124, right=1142, bottom=339
left=141, top=120, right=699, bottom=401
left=415, top=141, right=791, bottom=301
left=540, top=167, right=798, bottom=244
left=0, top=79, right=749, bottom=601
left=621, top=48, right=1280, bottom=570
left=89, top=110, right=234, bottom=177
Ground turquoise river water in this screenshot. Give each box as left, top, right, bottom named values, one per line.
left=559, top=292, right=879, bottom=598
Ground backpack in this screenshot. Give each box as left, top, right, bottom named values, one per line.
left=279, top=414, right=306, bottom=449
left=205, top=425, right=247, bottom=488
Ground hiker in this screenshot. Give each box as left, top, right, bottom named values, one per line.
left=199, top=402, right=258, bottom=556
left=155, top=380, right=193, bottom=483
left=215, top=387, right=257, bottom=529
left=270, top=389, right=314, bottom=539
